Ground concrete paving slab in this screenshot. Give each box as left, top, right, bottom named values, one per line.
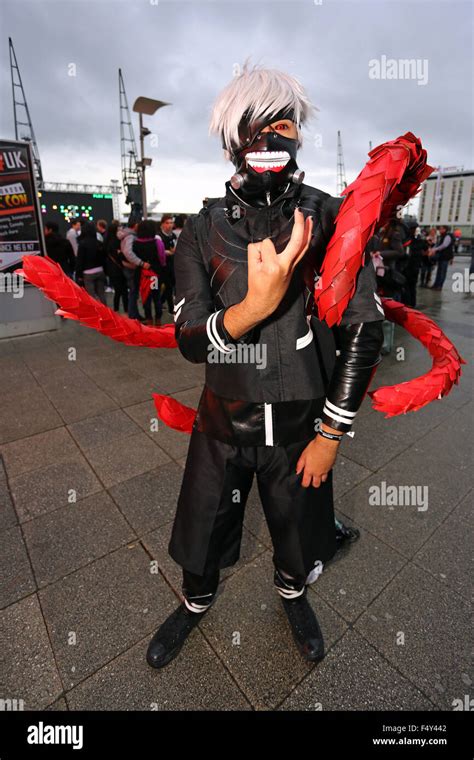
left=0, top=524, right=36, bottom=607
left=108, top=463, right=185, bottom=535
left=355, top=563, right=472, bottom=709
left=0, top=481, right=18, bottom=533
left=66, top=630, right=251, bottom=711
left=335, top=445, right=472, bottom=559
left=10, top=457, right=102, bottom=522
left=197, top=551, right=347, bottom=710
left=23, top=491, right=136, bottom=587
left=38, top=544, right=178, bottom=690
left=67, top=409, right=142, bottom=451
left=0, top=386, right=63, bottom=445
left=311, top=527, right=406, bottom=623
left=279, top=629, right=434, bottom=711
left=1, top=427, right=80, bottom=479
left=2, top=595, right=63, bottom=710
left=413, top=509, right=472, bottom=601
left=82, top=432, right=171, bottom=488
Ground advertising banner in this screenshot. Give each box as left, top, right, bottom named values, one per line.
left=0, top=138, right=45, bottom=274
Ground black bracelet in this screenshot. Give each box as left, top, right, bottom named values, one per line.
left=318, top=429, right=344, bottom=441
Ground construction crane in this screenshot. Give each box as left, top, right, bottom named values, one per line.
left=336, top=130, right=347, bottom=196
left=9, top=37, right=44, bottom=188
left=119, top=68, right=142, bottom=220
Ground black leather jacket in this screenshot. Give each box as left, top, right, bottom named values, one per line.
left=173, top=181, right=384, bottom=445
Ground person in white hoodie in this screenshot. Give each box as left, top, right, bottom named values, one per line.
left=66, top=219, right=81, bottom=257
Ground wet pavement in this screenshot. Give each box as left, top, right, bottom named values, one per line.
left=1, top=258, right=472, bottom=711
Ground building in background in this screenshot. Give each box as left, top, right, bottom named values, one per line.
left=418, top=169, right=473, bottom=251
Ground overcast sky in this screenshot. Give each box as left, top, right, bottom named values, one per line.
left=0, top=0, right=472, bottom=215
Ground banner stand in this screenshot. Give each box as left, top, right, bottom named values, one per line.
left=0, top=138, right=60, bottom=339
left=0, top=283, right=59, bottom=339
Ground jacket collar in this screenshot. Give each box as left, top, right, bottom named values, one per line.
left=224, top=180, right=301, bottom=215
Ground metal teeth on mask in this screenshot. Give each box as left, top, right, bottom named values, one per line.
left=245, top=151, right=290, bottom=160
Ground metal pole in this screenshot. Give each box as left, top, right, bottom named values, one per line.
left=139, top=112, right=147, bottom=219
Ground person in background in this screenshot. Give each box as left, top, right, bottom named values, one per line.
left=66, top=218, right=81, bottom=258
left=119, top=220, right=149, bottom=320
left=157, top=213, right=177, bottom=312
left=419, top=228, right=433, bottom=288
left=173, top=214, right=188, bottom=242
left=428, top=225, right=455, bottom=291
left=133, top=219, right=166, bottom=326
left=404, top=226, right=428, bottom=307
left=96, top=219, right=108, bottom=244
left=420, top=227, right=437, bottom=287
left=105, top=221, right=128, bottom=313
left=369, top=219, right=407, bottom=354
left=44, top=221, right=76, bottom=278
left=76, top=222, right=107, bottom=304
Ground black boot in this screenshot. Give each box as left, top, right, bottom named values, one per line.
left=280, top=588, right=324, bottom=662
left=326, top=518, right=360, bottom=567
left=146, top=602, right=209, bottom=669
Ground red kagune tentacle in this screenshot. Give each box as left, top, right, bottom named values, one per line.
left=315, top=132, right=434, bottom=327
left=153, top=394, right=196, bottom=433
left=16, top=255, right=177, bottom=349
left=152, top=298, right=467, bottom=432
left=368, top=298, right=467, bottom=417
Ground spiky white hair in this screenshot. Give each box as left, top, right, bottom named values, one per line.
left=209, top=61, right=316, bottom=155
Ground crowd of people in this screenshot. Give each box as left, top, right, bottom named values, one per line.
left=368, top=220, right=459, bottom=352
left=43, top=214, right=188, bottom=326
left=43, top=212, right=462, bottom=352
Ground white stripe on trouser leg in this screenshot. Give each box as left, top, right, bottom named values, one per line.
left=275, top=568, right=305, bottom=599
left=264, top=403, right=273, bottom=446
left=184, top=598, right=212, bottom=613
left=275, top=585, right=305, bottom=599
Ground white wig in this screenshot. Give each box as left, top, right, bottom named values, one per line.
left=209, top=61, right=316, bottom=155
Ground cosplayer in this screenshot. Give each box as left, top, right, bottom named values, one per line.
left=146, top=65, right=388, bottom=667
left=19, top=65, right=464, bottom=672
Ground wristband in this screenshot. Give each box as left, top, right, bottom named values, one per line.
left=318, top=428, right=344, bottom=442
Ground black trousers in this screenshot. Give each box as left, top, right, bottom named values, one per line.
left=160, top=260, right=175, bottom=311
left=169, top=429, right=337, bottom=609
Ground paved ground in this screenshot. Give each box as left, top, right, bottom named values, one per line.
left=1, top=259, right=472, bottom=711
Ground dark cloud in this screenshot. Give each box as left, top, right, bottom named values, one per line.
left=0, top=0, right=472, bottom=211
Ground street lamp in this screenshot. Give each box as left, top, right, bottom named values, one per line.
left=132, top=96, right=170, bottom=219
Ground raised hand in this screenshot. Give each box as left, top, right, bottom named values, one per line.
left=246, top=208, right=313, bottom=321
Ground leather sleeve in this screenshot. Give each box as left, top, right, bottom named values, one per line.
left=173, top=215, right=254, bottom=364
left=321, top=321, right=384, bottom=433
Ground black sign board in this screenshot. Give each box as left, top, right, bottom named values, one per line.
left=0, top=138, right=45, bottom=274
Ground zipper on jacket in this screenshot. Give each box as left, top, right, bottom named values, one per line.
left=266, top=191, right=271, bottom=206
